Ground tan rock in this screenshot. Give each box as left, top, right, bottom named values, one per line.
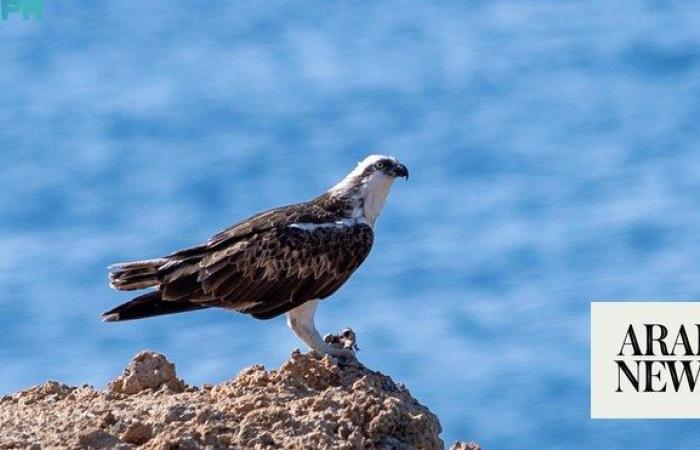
left=0, top=333, right=477, bottom=449
left=107, top=351, right=185, bottom=395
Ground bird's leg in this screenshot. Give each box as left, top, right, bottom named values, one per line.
left=287, top=300, right=324, bottom=352
left=287, top=300, right=355, bottom=359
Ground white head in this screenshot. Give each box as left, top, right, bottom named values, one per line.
left=329, top=154, right=409, bottom=226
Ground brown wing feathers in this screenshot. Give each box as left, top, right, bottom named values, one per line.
left=197, top=224, right=373, bottom=317
left=105, top=198, right=374, bottom=321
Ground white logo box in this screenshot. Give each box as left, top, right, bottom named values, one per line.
left=591, top=302, right=700, bottom=418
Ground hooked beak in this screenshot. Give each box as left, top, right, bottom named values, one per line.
left=391, top=163, right=409, bottom=180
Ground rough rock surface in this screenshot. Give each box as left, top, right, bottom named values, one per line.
left=0, top=334, right=477, bottom=449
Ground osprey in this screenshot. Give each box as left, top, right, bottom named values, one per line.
left=102, top=155, right=408, bottom=357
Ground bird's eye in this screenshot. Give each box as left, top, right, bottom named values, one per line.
left=375, top=161, right=385, bottom=169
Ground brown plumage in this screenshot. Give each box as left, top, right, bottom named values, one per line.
left=105, top=197, right=373, bottom=319
left=103, top=155, right=408, bottom=356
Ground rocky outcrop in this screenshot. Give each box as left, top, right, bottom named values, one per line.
left=0, top=333, right=478, bottom=449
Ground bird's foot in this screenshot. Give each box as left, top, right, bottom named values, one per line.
left=322, top=343, right=356, bottom=358
left=322, top=328, right=359, bottom=363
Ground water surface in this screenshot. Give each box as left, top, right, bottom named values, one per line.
left=2, top=2, right=700, bottom=448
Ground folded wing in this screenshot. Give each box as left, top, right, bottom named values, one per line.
left=107, top=198, right=374, bottom=321
left=198, top=222, right=374, bottom=319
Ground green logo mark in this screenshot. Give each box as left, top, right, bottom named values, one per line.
left=1, top=0, right=43, bottom=21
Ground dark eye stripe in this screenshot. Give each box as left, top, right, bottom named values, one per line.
left=375, top=159, right=392, bottom=169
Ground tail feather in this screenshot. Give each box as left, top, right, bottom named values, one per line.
left=101, top=290, right=209, bottom=322
left=109, top=258, right=167, bottom=291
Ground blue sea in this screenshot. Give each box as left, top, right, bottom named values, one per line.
left=3, top=1, right=700, bottom=448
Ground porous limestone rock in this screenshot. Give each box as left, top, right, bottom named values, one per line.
left=0, top=334, right=477, bottom=449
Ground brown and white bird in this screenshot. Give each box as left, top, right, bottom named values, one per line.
left=102, top=155, right=408, bottom=357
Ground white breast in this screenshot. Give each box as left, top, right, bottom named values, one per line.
left=359, top=173, right=395, bottom=226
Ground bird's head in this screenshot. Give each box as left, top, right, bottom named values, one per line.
left=329, top=154, right=408, bottom=225
left=332, top=155, right=409, bottom=189
left=361, top=155, right=409, bottom=180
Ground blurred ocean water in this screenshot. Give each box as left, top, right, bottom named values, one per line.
left=3, top=1, right=700, bottom=448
